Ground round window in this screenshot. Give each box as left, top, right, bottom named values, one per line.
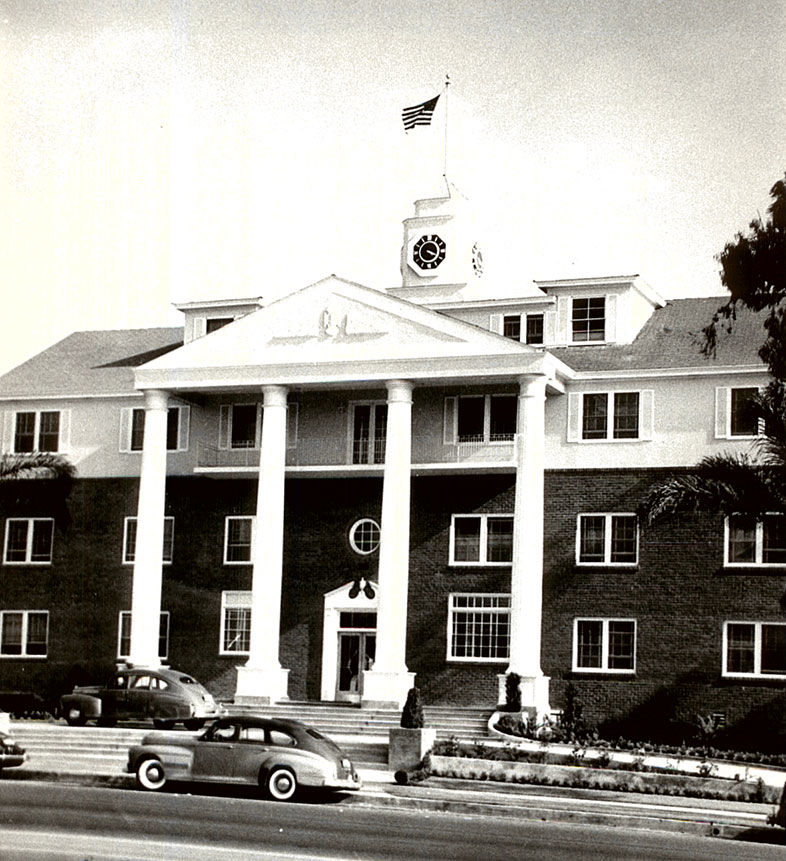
left=349, top=518, right=380, bottom=555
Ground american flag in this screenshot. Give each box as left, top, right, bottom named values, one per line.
left=402, top=94, right=440, bottom=131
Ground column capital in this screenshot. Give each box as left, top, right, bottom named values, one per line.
left=143, top=389, right=170, bottom=411
left=261, top=385, right=289, bottom=408
left=517, top=375, right=547, bottom=398
left=386, top=379, right=413, bottom=403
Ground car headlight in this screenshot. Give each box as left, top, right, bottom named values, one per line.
left=341, top=758, right=351, bottom=771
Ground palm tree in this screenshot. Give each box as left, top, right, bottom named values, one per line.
left=641, top=384, right=786, bottom=524
left=0, top=452, right=76, bottom=483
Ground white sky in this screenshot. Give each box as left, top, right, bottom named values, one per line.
left=1, top=0, right=784, bottom=375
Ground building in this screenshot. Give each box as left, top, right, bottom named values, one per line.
left=0, top=186, right=780, bottom=744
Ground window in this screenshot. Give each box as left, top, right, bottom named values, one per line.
left=730, top=388, right=759, bottom=437
left=450, top=514, right=514, bottom=565
left=582, top=392, right=640, bottom=440
left=13, top=410, right=66, bottom=453
left=572, top=297, right=605, bottom=342
left=224, top=516, right=254, bottom=564
left=503, top=315, right=521, bottom=341
left=3, top=518, right=54, bottom=564
left=120, top=406, right=190, bottom=452
left=221, top=591, right=252, bottom=654
left=123, top=517, right=175, bottom=564
left=349, top=518, right=380, bottom=555
left=0, top=611, right=48, bottom=657
left=206, top=317, right=233, bottom=334
left=117, top=611, right=170, bottom=660
left=447, top=594, right=510, bottom=662
left=573, top=618, right=636, bottom=672
left=723, top=622, right=786, bottom=678
left=350, top=403, right=387, bottom=464
left=444, top=394, right=517, bottom=445
left=725, top=515, right=786, bottom=567
left=525, top=314, right=544, bottom=345
left=219, top=403, right=261, bottom=450
left=577, top=514, right=638, bottom=565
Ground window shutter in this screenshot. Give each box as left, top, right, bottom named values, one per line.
left=715, top=388, right=729, bottom=439
left=443, top=397, right=457, bottom=444
left=286, top=402, right=298, bottom=448
left=193, top=317, right=207, bottom=340
left=543, top=310, right=557, bottom=345
left=604, top=294, right=617, bottom=342
left=567, top=393, right=582, bottom=442
left=557, top=296, right=570, bottom=344
left=489, top=314, right=503, bottom=335
left=58, top=409, right=71, bottom=452
left=2, top=412, right=14, bottom=453
left=119, top=408, right=133, bottom=452
left=639, top=390, right=654, bottom=440
left=177, top=406, right=190, bottom=451
left=219, top=405, right=230, bottom=449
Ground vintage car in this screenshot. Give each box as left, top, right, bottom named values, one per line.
left=59, top=667, right=224, bottom=729
left=0, top=729, right=26, bottom=770
left=127, top=715, right=362, bottom=801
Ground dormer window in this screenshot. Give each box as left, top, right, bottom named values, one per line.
left=206, top=317, right=233, bottom=334
left=572, top=298, right=605, bottom=342
left=502, top=315, right=521, bottom=341
left=525, top=314, right=544, bottom=345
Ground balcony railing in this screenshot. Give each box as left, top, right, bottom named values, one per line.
left=196, top=435, right=515, bottom=470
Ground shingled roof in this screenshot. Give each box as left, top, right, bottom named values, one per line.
left=548, top=297, right=767, bottom=372
left=0, top=328, right=183, bottom=398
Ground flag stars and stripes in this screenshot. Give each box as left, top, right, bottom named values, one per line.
left=402, top=94, right=440, bottom=131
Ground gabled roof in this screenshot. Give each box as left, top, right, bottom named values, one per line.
left=0, top=328, right=183, bottom=399
left=548, top=298, right=767, bottom=373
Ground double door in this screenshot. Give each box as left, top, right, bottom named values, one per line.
left=337, top=631, right=376, bottom=703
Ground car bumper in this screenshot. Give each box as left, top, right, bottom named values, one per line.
left=327, top=773, right=362, bottom=791
left=0, top=753, right=26, bottom=769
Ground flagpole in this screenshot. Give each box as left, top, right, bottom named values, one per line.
left=443, top=73, right=450, bottom=186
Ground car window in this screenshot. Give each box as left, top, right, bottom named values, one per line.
left=178, top=675, right=195, bottom=685
left=268, top=730, right=296, bottom=747
left=212, top=724, right=238, bottom=741
left=150, top=677, right=169, bottom=690
left=132, top=675, right=151, bottom=689
left=109, top=675, right=129, bottom=690
left=239, top=727, right=267, bottom=744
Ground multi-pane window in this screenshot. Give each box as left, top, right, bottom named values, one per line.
left=218, top=404, right=261, bottom=450
left=118, top=611, right=170, bottom=660
left=3, top=518, right=54, bottom=564
left=221, top=591, right=252, bottom=654
left=224, top=516, right=254, bottom=564
left=351, top=403, right=387, bottom=464
left=0, top=611, right=48, bottom=657
left=581, top=392, right=640, bottom=440
left=349, top=518, right=380, bottom=555
left=525, top=314, right=544, bottom=345
left=123, top=517, right=175, bottom=564
left=730, top=388, right=759, bottom=437
left=572, top=297, right=605, bottom=342
left=450, top=514, right=514, bottom=565
left=577, top=514, right=638, bottom=565
left=724, top=622, right=786, bottom=678
left=573, top=618, right=636, bottom=672
left=122, top=406, right=189, bottom=452
left=13, top=410, right=62, bottom=453
left=725, top=515, right=786, bottom=566
left=447, top=594, right=510, bottom=661
left=451, top=395, right=517, bottom=443
left=503, top=315, right=521, bottom=341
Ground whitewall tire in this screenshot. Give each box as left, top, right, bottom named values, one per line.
left=266, top=766, right=297, bottom=801
left=136, top=758, right=167, bottom=791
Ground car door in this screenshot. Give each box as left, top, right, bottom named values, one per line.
left=99, top=673, right=130, bottom=719
left=191, top=722, right=238, bottom=780
left=232, top=725, right=272, bottom=783
left=126, top=674, right=154, bottom=719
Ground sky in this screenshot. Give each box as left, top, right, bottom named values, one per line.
left=1, top=0, right=784, bottom=375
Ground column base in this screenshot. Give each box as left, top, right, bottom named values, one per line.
left=360, top=669, right=416, bottom=710
left=498, top=673, right=551, bottom=722
left=234, top=665, right=290, bottom=705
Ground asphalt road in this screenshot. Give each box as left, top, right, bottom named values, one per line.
left=0, top=781, right=783, bottom=860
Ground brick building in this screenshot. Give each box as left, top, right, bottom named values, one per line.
left=0, top=187, right=781, bottom=743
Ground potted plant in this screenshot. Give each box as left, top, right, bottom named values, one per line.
left=388, top=687, right=437, bottom=771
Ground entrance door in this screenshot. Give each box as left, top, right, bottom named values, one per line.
left=336, top=630, right=376, bottom=703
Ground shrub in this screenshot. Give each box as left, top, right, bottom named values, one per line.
left=400, top=687, right=424, bottom=729
left=504, top=672, right=522, bottom=712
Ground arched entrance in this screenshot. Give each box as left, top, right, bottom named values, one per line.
left=321, top=580, right=378, bottom=703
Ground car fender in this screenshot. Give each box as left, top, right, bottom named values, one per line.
left=259, top=749, right=331, bottom=788
left=59, top=693, right=102, bottom=718
left=128, top=743, right=194, bottom=779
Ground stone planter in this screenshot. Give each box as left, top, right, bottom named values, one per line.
left=389, top=727, right=437, bottom=771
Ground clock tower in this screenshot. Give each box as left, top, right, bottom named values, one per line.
left=398, top=182, right=484, bottom=294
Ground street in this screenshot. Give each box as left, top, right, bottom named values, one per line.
left=0, top=780, right=782, bottom=860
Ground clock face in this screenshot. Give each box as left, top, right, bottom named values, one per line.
left=412, top=234, right=446, bottom=270
left=472, top=242, right=484, bottom=277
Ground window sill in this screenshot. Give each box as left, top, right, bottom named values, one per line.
left=0, top=654, right=48, bottom=660
left=575, top=562, right=639, bottom=568
left=568, top=670, right=636, bottom=678
left=720, top=674, right=786, bottom=684
left=449, top=562, right=514, bottom=568
left=447, top=658, right=509, bottom=664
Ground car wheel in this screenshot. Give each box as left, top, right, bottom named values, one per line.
left=266, top=766, right=298, bottom=801
left=65, top=706, right=87, bottom=727
left=183, top=719, right=205, bottom=731
left=152, top=719, right=176, bottom=730
left=136, top=758, right=167, bottom=791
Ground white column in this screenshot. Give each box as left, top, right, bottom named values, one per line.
left=235, top=385, right=290, bottom=704
left=503, top=375, right=550, bottom=718
left=362, top=379, right=415, bottom=709
left=129, top=389, right=169, bottom=667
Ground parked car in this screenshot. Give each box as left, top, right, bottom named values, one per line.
left=127, top=715, right=362, bottom=800
left=0, top=729, right=26, bottom=770
left=59, top=667, right=224, bottom=729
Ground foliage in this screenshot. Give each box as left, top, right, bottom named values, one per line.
left=400, top=687, right=425, bottom=729
left=702, top=173, right=786, bottom=382
left=0, top=452, right=76, bottom=484
left=504, top=672, right=522, bottom=712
